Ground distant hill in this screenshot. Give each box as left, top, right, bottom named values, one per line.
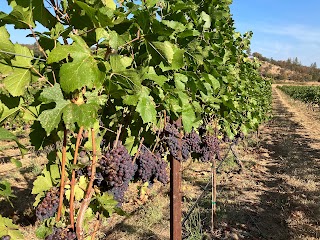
left=253, top=52, right=320, bottom=82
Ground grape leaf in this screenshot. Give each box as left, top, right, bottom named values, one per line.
left=3, top=68, right=32, bottom=96
left=0, top=215, right=24, bottom=240
left=48, top=35, right=103, bottom=93
left=0, top=26, right=15, bottom=60
left=3, top=4, right=35, bottom=29
left=35, top=224, right=52, bottom=239
left=33, top=0, right=57, bottom=28
left=102, top=0, right=116, bottom=10
left=3, top=44, right=33, bottom=96
left=110, top=55, right=133, bottom=72
left=97, top=192, right=118, bottom=216
left=0, top=180, right=16, bottom=199
left=182, top=104, right=196, bottom=132
left=200, top=11, right=211, bottom=29
left=10, top=158, right=22, bottom=168
left=162, top=20, right=186, bottom=32
left=31, top=169, right=53, bottom=195
left=202, top=73, right=220, bottom=90
left=65, top=176, right=87, bottom=201
left=136, top=87, right=157, bottom=124
left=62, top=103, right=100, bottom=129
left=0, top=128, right=26, bottom=155
left=38, top=84, right=69, bottom=135
left=151, top=41, right=174, bottom=64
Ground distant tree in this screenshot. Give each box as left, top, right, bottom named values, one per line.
left=246, top=47, right=252, bottom=56
left=310, top=62, right=317, bottom=68
left=252, top=52, right=262, bottom=59
left=286, top=58, right=292, bottom=64
left=293, top=57, right=300, bottom=65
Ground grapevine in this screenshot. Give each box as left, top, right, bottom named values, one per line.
left=0, top=0, right=272, bottom=239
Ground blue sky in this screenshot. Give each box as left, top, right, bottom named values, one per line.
left=230, top=0, right=320, bottom=66
left=1, top=1, right=319, bottom=66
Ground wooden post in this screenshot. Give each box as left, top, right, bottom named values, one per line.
left=170, top=133, right=182, bottom=240
left=211, top=156, right=217, bottom=233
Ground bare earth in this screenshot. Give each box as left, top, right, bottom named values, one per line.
left=1, top=85, right=320, bottom=239
left=213, top=85, right=320, bottom=239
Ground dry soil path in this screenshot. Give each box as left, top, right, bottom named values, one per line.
left=227, top=85, right=320, bottom=239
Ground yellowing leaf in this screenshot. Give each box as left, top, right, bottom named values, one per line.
left=102, top=0, right=116, bottom=10
left=31, top=170, right=53, bottom=195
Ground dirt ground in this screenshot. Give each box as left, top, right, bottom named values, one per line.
left=1, top=84, right=320, bottom=239
left=209, top=85, right=320, bottom=240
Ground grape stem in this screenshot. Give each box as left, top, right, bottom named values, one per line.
left=69, top=126, right=84, bottom=230
left=152, top=112, right=164, bottom=153
left=132, top=137, right=144, bottom=164
left=56, top=128, right=67, bottom=221
left=76, top=128, right=97, bottom=240
left=113, top=124, right=122, bottom=150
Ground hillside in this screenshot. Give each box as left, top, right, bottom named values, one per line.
left=253, top=52, right=320, bottom=82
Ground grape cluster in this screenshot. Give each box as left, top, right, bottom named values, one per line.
left=163, top=122, right=190, bottom=161
left=200, top=134, right=221, bottom=162
left=98, top=141, right=135, bottom=202
left=36, top=187, right=59, bottom=221
left=76, top=165, right=104, bottom=186
left=135, top=146, right=168, bottom=184
left=184, top=129, right=202, bottom=154
left=45, top=228, right=76, bottom=240
left=1, top=236, right=10, bottom=240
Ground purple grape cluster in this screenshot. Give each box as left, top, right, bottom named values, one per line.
left=184, top=129, right=202, bottom=154
left=36, top=187, right=59, bottom=221
left=76, top=165, right=104, bottom=186
left=163, top=122, right=190, bottom=161
left=200, top=134, right=221, bottom=162
left=135, top=146, right=168, bottom=184
left=1, top=236, right=10, bottom=240
left=98, top=141, right=135, bottom=202
left=45, top=228, right=76, bottom=240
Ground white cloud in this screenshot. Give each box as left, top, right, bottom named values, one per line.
left=259, top=24, right=320, bottom=44
left=235, top=22, right=320, bottom=66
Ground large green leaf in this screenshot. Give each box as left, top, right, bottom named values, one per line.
left=110, top=55, right=133, bottom=72
left=62, top=103, right=99, bottom=129
left=38, top=84, right=69, bottom=134
left=151, top=41, right=175, bottom=64
left=0, top=215, right=24, bottom=240
left=182, top=105, right=196, bottom=132
left=97, top=192, right=118, bottom=216
left=48, top=35, right=103, bottom=93
left=136, top=87, right=157, bottom=124
left=31, top=169, right=53, bottom=195
left=0, top=26, right=15, bottom=60
left=2, top=44, right=33, bottom=96
left=38, top=84, right=101, bottom=134
left=3, top=3, right=35, bottom=29
left=3, top=68, right=31, bottom=96
left=33, top=0, right=57, bottom=28
left=202, top=73, right=220, bottom=90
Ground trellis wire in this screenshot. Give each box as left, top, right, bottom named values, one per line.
left=0, top=50, right=46, bottom=62
left=182, top=141, right=241, bottom=227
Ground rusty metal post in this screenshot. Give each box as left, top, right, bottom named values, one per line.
left=170, top=133, right=182, bottom=240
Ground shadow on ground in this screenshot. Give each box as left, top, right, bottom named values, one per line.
left=183, top=90, right=320, bottom=239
